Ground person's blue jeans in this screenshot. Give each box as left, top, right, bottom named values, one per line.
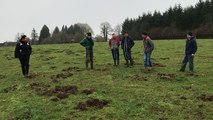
left=144, top=52, right=152, bottom=67
left=180, top=54, right=194, bottom=72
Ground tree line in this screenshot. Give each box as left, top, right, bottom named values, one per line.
left=122, top=0, right=213, bottom=39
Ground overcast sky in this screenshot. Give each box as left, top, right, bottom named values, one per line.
left=0, top=0, right=201, bottom=43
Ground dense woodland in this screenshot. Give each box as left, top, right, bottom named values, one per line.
left=122, top=0, right=213, bottom=39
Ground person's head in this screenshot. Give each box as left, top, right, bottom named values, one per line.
left=124, top=33, right=129, bottom=38
left=142, top=32, right=148, bottom=39
left=20, top=35, right=28, bottom=43
left=112, top=33, right=116, bottom=38
left=187, top=32, right=193, bottom=40
left=86, top=32, right=92, bottom=39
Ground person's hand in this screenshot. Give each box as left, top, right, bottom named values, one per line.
left=192, top=54, right=195, bottom=57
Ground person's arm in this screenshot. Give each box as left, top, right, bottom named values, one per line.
left=121, top=39, right=124, bottom=49
left=29, top=45, right=32, bottom=55
left=109, top=39, right=111, bottom=48
left=130, top=38, right=135, bottom=48
left=192, top=40, right=197, bottom=55
left=14, top=43, right=20, bottom=58
left=80, top=38, right=86, bottom=47
left=117, top=38, right=121, bottom=46
left=148, top=39, right=154, bottom=51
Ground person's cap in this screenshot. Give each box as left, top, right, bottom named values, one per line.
left=21, top=35, right=27, bottom=40
left=87, top=32, right=92, bottom=36
left=142, top=32, right=148, bottom=36
left=187, top=32, right=193, bottom=36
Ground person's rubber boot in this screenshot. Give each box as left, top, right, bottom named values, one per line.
left=91, top=62, right=94, bottom=69
left=126, top=60, right=129, bottom=67
left=130, top=59, right=134, bottom=67
left=86, top=62, right=89, bottom=69
left=113, top=60, right=116, bottom=66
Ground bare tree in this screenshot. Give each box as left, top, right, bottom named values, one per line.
left=31, top=28, right=39, bottom=44
left=100, top=22, right=113, bottom=41
left=77, top=23, right=94, bottom=35
left=114, top=24, right=122, bottom=36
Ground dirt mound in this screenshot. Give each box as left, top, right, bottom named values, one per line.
left=197, top=94, right=213, bottom=101
left=30, top=83, right=78, bottom=100
left=43, top=56, right=57, bottom=61
left=81, top=89, right=96, bottom=95
left=140, top=68, right=156, bottom=74
left=159, top=57, right=170, bottom=60
left=62, top=67, right=83, bottom=72
left=65, top=50, right=75, bottom=55
left=131, top=75, right=148, bottom=81
left=25, top=73, right=40, bottom=79
left=153, top=63, right=166, bottom=67
left=50, top=66, right=57, bottom=69
left=74, top=98, right=110, bottom=111
left=3, top=84, right=18, bottom=93
left=157, top=73, right=176, bottom=80
left=51, top=72, right=73, bottom=80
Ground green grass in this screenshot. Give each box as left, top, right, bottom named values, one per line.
left=0, top=40, right=212, bottom=120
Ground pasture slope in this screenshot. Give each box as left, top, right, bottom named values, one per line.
left=0, top=40, right=212, bottom=120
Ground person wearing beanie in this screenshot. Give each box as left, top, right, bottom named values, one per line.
left=142, top=32, right=154, bottom=70
left=14, top=35, right=32, bottom=77
left=121, top=33, right=135, bottom=67
left=180, top=32, right=198, bottom=73
left=109, top=33, right=121, bottom=66
left=80, top=32, right=94, bottom=69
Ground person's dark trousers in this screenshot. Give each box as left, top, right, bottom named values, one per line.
left=111, top=49, right=119, bottom=66
left=86, top=49, right=93, bottom=69
left=144, top=52, right=152, bottom=67
left=19, top=56, right=30, bottom=76
left=123, top=49, right=133, bottom=67
left=180, top=54, right=194, bottom=72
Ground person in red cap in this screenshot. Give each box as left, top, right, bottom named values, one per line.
left=109, top=33, right=121, bottom=66
left=15, top=35, right=32, bottom=77
left=121, top=33, right=135, bottom=67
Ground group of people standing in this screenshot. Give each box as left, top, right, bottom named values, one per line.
left=14, top=32, right=197, bottom=77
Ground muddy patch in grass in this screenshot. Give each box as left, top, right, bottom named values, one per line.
left=29, top=82, right=78, bottom=100
left=159, top=57, right=170, bottom=60
left=185, top=73, right=199, bottom=77
left=153, top=63, right=166, bottom=67
left=43, top=56, right=57, bottom=61
left=62, top=67, right=84, bottom=72
left=25, top=73, right=40, bottom=79
left=140, top=68, right=156, bottom=74
left=74, top=98, right=110, bottom=111
left=0, top=74, right=6, bottom=79
left=157, top=73, right=176, bottom=80
left=197, top=94, right=213, bottom=102
left=3, top=84, right=18, bottom=93
left=51, top=72, right=73, bottom=80
left=8, top=109, right=33, bottom=120
left=130, top=75, right=148, bottom=81
left=81, top=89, right=96, bottom=95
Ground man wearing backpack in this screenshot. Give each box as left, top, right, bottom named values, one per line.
left=80, top=32, right=94, bottom=69
left=142, top=33, right=154, bottom=70
left=15, top=35, right=32, bottom=77
left=180, top=32, right=198, bottom=73
left=109, top=33, right=121, bottom=66
left=121, top=33, right=135, bottom=67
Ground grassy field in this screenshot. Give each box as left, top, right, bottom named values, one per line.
left=0, top=39, right=212, bottom=120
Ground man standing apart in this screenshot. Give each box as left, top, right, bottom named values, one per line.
left=180, top=32, right=197, bottom=73
left=121, top=33, right=135, bottom=67
left=109, top=33, right=121, bottom=66
left=15, top=35, right=32, bottom=77
left=80, top=32, right=94, bottom=69
left=142, top=33, right=154, bottom=70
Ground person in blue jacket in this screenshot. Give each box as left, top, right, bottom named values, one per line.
left=180, top=32, right=198, bottom=73
left=121, top=33, right=135, bottom=67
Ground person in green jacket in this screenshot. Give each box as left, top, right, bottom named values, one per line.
left=80, top=32, right=94, bottom=69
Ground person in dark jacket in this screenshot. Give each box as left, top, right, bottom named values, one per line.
left=109, top=33, right=121, bottom=66
left=80, top=32, right=94, bottom=69
left=180, top=32, right=198, bottom=73
left=121, top=33, right=135, bottom=67
left=142, top=32, right=154, bottom=69
left=15, top=35, right=32, bottom=77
